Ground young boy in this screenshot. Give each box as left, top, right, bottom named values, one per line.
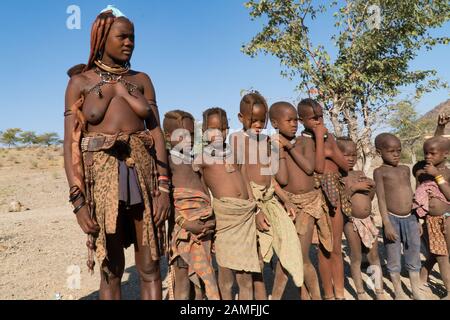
left=413, top=135, right=450, bottom=300
left=268, top=100, right=331, bottom=300
left=233, top=94, right=303, bottom=300
left=337, top=137, right=385, bottom=300
left=163, top=110, right=220, bottom=300
left=194, top=107, right=261, bottom=300
left=374, top=133, right=422, bottom=300
left=298, top=99, right=350, bottom=300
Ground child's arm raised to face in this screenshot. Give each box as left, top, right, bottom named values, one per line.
left=285, top=137, right=314, bottom=175
left=327, top=135, right=349, bottom=173
left=374, top=168, right=398, bottom=241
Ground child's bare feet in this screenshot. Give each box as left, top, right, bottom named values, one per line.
left=394, top=292, right=410, bottom=300
left=418, top=281, right=432, bottom=294
left=409, top=271, right=424, bottom=300
left=357, top=291, right=370, bottom=300
left=375, top=291, right=387, bottom=300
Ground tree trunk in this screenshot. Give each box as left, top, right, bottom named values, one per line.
left=363, top=154, right=373, bottom=175
left=411, top=151, right=417, bottom=165
left=329, top=96, right=344, bottom=136
left=344, top=106, right=358, bottom=141
left=329, top=112, right=343, bottom=136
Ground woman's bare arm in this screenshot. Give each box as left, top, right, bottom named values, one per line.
left=64, top=75, right=83, bottom=190
left=142, top=72, right=169, bottom=177
left=64, top=74, right=99, bottom=234
left=142, top=72, right=170, bottom=226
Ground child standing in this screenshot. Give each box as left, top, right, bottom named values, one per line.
left=163, top=110, right=219, bottom=300
left=234, top=94, right=303, bottom=300
left=268, top=101, right=330, bottom=300
left=195, top=107, right=261, bottom=300
left=298, top=99, right=350, bottom=300
left=413, top=135, right=450, bottom=300
left=374, top=133, right=422, bottom=300
left=337, top=137, right=385, bottom=300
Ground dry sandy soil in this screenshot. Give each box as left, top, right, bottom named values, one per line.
left=0, top=147, right=446, bottom=300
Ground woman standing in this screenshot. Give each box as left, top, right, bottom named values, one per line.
left=64, top=6, right=170, bottom=300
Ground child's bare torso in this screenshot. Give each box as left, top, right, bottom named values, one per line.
left=346, top=171, right=374, bottom=219
left=284, top=136, right=315, bottom=194
left=169, top=157, right=206, bottom=193
left=417, top=167, right=450, bottom=216
left=376, top=165, right=413, bottom=216
left=202, top=158, right=250, bottom=200
left=242, top=135, right=271, bottom=187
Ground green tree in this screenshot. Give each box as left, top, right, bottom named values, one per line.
left=36, top=132, right=61, bottom=146
left=388, top=100, right=434, bottom=164
left=0, top=128, right=22, bottom=147
left=243, top=0, right=449, bottom=172
left=19, top=131, right=38, bottom=146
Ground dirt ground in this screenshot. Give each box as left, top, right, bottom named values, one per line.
left=0, top=147, right=446, bottom=300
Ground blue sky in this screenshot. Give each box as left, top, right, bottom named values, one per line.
left=0, top=0, right=448, bottom=137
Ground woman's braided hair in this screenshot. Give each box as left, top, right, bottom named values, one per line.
left=67, top=10, right=133, bottom=77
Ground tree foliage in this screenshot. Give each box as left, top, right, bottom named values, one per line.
left=19, top=131, right=38, bottom=146
left=35, top=132, right=61, bottom=147
left=243, top=0, right=449, bottom=171
left=0, top=129, right=61, bottom=147
left=388, top=100, right=434, bottom=163
left=0, top=128, right=22, bottom=147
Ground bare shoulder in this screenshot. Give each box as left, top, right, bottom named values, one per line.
left=65, top=72, right=92, bottom=108
left=373, top=166, right=384, bottom=178
left=443, top=166, right=450, bottom=179
left=66, top=70, right=99, bottom=95
left=399, top=165, right=411, bottom=174
left=297, top=135, right=314, bottom=148
left=133, top=71, right=153, bottom=83
left=67, top=72, right=88, bottom=90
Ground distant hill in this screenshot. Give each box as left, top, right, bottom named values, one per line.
left=419, top=99, right=450, bottom=135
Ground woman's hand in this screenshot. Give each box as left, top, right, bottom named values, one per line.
left=76, top=205, right=100, bottom=235
left=154, top=191, right=170, bottom=227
